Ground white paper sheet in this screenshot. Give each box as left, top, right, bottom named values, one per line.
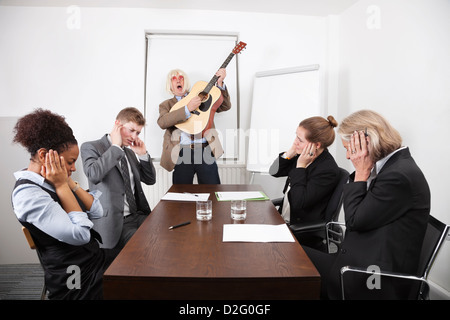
left=223, top=224, right=295, bottom=243
left=161, top=192, right=210, bottom=202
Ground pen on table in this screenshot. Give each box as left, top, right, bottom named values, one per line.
left=184, top=192, right=198, bottom=197
left=169, top=221, right=191, bottom=230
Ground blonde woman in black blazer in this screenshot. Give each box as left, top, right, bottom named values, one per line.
left=304, top=110, right=431, bottom=299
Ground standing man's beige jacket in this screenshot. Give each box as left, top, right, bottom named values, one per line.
left=157, top=88, right=231, bottom=172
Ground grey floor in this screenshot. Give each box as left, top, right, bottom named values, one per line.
left=0, top=264, right=45, bottom=300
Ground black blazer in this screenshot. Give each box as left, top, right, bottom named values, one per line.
left=269, top=149, right=340, bottom=224
left=328, top=147, right=430, bottom=299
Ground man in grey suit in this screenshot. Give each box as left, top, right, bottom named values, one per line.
left=81, top=107, right=156, bottom=254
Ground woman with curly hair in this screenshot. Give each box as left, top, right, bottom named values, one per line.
left=11, top=108, right=112, bottom=299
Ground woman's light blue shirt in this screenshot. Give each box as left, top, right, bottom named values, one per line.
left=12, top=170, right=104, bottom=246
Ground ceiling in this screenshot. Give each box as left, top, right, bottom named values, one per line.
left=0, top=0, right=360, bottom=16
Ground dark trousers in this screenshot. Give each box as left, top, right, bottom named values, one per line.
left=302, top=245, right=416, bottom=300
left=173, top=145, right=221, bottom=184
left=110, top=213, right=147, bottom=258
left=302, top=245, right=337, bottom=299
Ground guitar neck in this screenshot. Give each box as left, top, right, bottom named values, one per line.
left=203, top=52, right=236, bottom=93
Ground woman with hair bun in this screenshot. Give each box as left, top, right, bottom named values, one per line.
left=11, top=108, right=112, bottom=300
left=270, top=115, right=341, bottom=246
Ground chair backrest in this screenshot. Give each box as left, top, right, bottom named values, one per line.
left=417, top=215, right=449, bottom=279
left=22, top=226, right=37, bottom=250
left=21, top=226, right=47, bottom=300
left=323, top=167, right=349, bottom=222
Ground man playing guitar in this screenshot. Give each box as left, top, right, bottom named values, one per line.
left=157, top=68, right=231, bottom=184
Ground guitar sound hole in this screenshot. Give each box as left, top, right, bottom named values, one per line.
left=198, top=94, right=213, bottom=112
left=198, top=92, right=209, bottom=103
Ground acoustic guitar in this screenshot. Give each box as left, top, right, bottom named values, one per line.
left=169, top=41, right=247, bottom=135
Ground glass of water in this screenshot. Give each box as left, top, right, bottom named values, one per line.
left=231, top=199, right=247, bottom=220
left=196, top=200, right=212, bottom=221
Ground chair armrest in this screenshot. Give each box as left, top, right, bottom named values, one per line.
left=271, top=197, right=283, bottom=207
left=289, top=221, right=327, bottom=233
left=326, top=221, right=345, bottom=237
left=326, top=221, right=345, bottom=229
left=339, top=265, right=429, bottom=300
left=325, top=221, right=345, bottom=253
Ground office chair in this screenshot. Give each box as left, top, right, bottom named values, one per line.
left=273, top=167, right=349, bottom=251
left=336, top=215, right=449, bottom=300
left=22, top=226, right=47, bottom=300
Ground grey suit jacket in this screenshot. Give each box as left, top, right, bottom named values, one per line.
left=80, top=134, right=156, bottom=248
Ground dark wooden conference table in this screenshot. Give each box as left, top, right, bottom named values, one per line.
left=103, top=184, right=320, bottom=300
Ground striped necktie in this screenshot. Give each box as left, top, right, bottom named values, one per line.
left=120, top=154, right=138, bottom=214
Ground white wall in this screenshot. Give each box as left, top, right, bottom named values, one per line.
left=0, top=5, right=329, bottom=263
left=338, top=0, right=450, bottom=298
left=0, top=6, right=327, bottom=143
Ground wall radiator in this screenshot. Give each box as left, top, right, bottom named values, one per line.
left=144, top=163, right=249, bottom=209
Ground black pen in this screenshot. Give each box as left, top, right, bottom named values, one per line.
left=183, top=192, right=198, bottom=197
left=169, top=221, right=191, bottom=230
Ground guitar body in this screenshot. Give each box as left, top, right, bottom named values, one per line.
left=170, top=81, right=223, bottom=135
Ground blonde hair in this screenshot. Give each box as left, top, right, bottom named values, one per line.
left=299, top=115, right=338, bottom=149
left=165, top=69, right=191, bottom=95
left=338, top=110, right=402, bottom=162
